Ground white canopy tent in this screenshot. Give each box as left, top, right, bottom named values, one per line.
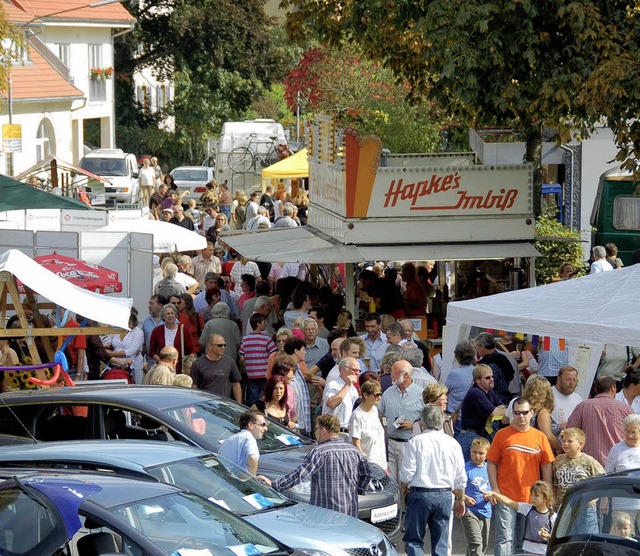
left=441, top=264, right=640, bottom=400
left=0, top=249, right=132, bottom=330
left=98, top=220, right=206, bottom=253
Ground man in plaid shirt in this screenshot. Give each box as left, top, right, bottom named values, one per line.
left=261, top=414, right=371, bottom=517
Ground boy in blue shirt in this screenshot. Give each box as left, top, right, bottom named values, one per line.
left=462, top=437, right=492, bottom=556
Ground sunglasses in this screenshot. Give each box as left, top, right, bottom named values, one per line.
left=373, top=392, right=382, bottom=398
left=513, top=409, right=531, bottom=416
left=254, top=421, right=268, bottom=427
left=214, top=343, right=226, bottom=348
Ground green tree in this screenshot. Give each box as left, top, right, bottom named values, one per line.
left=0, top=6, right=24, bottom=99
left=283, top=47, right=463, bottom=153
left=115, top=0, right=285, bottom=167
left=282, top=0, right=640, bottom=213
left=535, top=207, right=585, bottom=284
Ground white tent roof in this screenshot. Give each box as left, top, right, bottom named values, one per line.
left=445, top=264, right=640, bottom=346
left=441, top=265, right=640, bottom=400
left=0, top=249, right=132, bottom=330
left=98, top=220, right=206, bottom=253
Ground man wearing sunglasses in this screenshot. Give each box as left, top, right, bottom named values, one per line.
left=220, top=409, right=268, bottom=475
left=321, top=357, right=361, bottom=431
left=191, top=333, right=242, bottom=402
left=487, top=396, right=554, bottom=556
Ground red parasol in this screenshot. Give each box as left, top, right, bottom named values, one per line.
left=19, top=253, right=123, bottom=294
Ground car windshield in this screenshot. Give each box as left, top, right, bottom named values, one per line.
left=161, top=400, right=312, bottom=453
left=110, top=491, right=286, bottom=556
left=80, top=157, right=127, bottom=177
left=146, top=455, right=290, bottom=516
left=172, top=169, right=208, bottom=181
left=554, top=482, right=640, bottom=546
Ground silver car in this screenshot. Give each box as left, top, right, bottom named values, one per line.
left=0, top=440, right=397, bottom=556
left=170, top=165, right=216, bottom=197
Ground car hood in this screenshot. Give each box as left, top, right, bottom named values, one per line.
left=246, top=503, right=385, bottom=551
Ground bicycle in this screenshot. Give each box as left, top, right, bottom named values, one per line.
left=227, top=133, right=280, bottom=173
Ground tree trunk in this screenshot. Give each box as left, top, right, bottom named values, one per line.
left=524, top=124, right=543, bottom=217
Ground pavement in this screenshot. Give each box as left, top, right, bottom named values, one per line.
left=393, top=513, right=497, bottom=556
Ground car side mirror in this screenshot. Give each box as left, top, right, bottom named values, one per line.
left=132, top=172, right=139, bottom=179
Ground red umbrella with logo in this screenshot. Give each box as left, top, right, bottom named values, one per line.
left=19, top=253, right=122, bottom=294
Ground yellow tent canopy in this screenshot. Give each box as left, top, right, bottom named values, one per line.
left=261, top=148, right=308, bottom=181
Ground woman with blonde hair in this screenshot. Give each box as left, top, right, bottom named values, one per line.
left=515, top=375, right=560, bottom=452
left=233, top=191, right=248, bottom=229
left=419, top=383, right=454, bottom=436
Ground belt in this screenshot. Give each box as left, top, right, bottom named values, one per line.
left=340, top=427, right=349, bottom=433
left=389, top=437, right=409, bottom=443
left=460, top=428, right=483, bottom=435
left=410, top=487, right=451, bottom=493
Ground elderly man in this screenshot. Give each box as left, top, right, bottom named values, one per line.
left=191, top=334, right=242, bottom=402
left=474, top=332, right=519, bottom=405
left=567, top=375, right=635, bottom=465
left=321, top=357, right=361, bottom=431
left=198, top=302, right=241, bottom=361
left=379, top=360, right=425, bottom=492
left=170, top=204, right=196, bottom=231
left=403, top=342, right=437, bottom=389
left=262, top=414, right=371, bottom=517
left=401, top=405, right=467, bottom=556
left=247, top=206, right=271, bottom=230
left=399, top=319, right=433, bottom=371
left=324, top=338, right=364, bottom=385
left=551, top=365, right=582, bottom=433
left=219, top=409, right=268, bottom=474
left=303, top=317, right=329, bottom=369
left=360, top=312, right=388, bottom=372
left=589, top=245, right=614, bottom=274
left=273, top=203, right=298, bottom=227
left=143, top=346, right=178, bottom=385
left=192, top=242, right=222, bottom=285
left=457, top=364, right=506, bottom=461
left=154, top=262, right=186, bottom=299
left=384, top=322, right=407, bottom=347
left=487, top=396, right=555, bottom=556
left=175, top=255, right=198, bottom=295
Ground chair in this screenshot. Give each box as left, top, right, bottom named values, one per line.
left=76, top=532, right=119, bottom=556
left=104, top=410, right=126, bottom=439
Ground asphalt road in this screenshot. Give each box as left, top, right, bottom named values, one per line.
left=393, top=513, right=497, bottom=556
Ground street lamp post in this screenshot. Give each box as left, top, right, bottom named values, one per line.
left=1, top=38, right=14, bottom=176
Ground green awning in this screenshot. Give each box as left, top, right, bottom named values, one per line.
left=0, top=174, right=92, bottom=211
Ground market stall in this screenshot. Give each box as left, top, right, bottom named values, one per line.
left=441, top=264, right=640, bottom=400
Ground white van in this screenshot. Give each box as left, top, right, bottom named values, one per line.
left=79, top=149, right=140, bottom=204
left=214, top=119, right=287, bottom=194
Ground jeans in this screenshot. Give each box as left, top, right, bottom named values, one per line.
left=494, top=501, right=525, bottom=556
left=246, top=378, right=266, bottom=406
left=572, top=504, right=598, bottom=535
left=403, top=490, right=452, bottom=556
left=461, top=511, right=491, bottom=556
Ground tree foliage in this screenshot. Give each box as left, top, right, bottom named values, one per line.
left=535, top=207, right=586, bottom=285
left=115, top=0, right=286, bottom=167
left=283, top=47, right=463, bottom=153
left=282, top=0, right=640, bottom=209
left=0, top=5, right=25, bottom=98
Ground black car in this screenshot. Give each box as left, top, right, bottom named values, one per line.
left=549, top=468, right=640, bottom=555
left=0, top=469, right=295, bottom=556
left=0, top=385, right=401, bottom=538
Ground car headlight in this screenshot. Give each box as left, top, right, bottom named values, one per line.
left=284, top=478, right=311, bottom=499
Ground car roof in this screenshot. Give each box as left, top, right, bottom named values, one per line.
left=0, top=439, right=211, bottom=470
left=0, top=384, right=219, bottom=411
left=171, top=166, right=211, bottom=171
left=0, top=470, right=183, bottom=509
left=565, top=468, right=640, bottom=497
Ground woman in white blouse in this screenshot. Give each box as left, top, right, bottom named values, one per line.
left=105, top=308, right=145, bottom=383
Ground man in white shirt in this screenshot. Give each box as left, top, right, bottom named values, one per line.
left=551, top=365, right=582, bottom=431
left=400, top=405, right=467, bottom=556
left=322, top=357, right=361, bottom=430
left=218, top=409, right=268, bottom=474
left=325, top=338, right=362, bottom=385
left=589, top=245, right=614, bottom=274
left=175, top=255, right=198, bottom=295
left=191, top=242, right=222, bottom=285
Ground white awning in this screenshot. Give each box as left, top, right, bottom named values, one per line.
left=220, top=227, right=540, bottom=263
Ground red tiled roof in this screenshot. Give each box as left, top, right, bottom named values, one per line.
left=0, top=40, right=84, bottom=101
left=6, top=0, right=135, bottom=24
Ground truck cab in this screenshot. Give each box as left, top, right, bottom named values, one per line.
left=590, top=168, right=640, bottom=265
left=79, top=149, right=140, bottom=205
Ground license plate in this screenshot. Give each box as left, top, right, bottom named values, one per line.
left=370, top=503, right=398, bottom=523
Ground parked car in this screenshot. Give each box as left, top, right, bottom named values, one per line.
left=170, top=166, right=216, bottom=198
left=0, top=385, right=401, bottom=538
left=0, top=440, right=396, bottom=556
left=548, top=468, right=640, bottom=555
left=0, top=469, right=295, bottom=556
left=78, top=148, right=140, bottom=205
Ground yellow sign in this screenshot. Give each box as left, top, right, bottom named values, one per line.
left=2, top=124, right=22, bottom=153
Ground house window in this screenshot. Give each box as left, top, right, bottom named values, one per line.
left=57, top=44, right=70, bottom=67
left=88, top=44, right=106, bottom=102
left=613, top=196, right=640, bottom=231
left=136, top=86, right=144, bottom=105
left=141, top=85, right=148, bottom=109
left=35, top=119, right=56, bottom=163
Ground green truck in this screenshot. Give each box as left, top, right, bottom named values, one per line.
left=591, top=168, right=640, bottom=266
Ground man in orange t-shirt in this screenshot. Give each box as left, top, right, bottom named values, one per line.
left=487, top=396, right=554, bottom=556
